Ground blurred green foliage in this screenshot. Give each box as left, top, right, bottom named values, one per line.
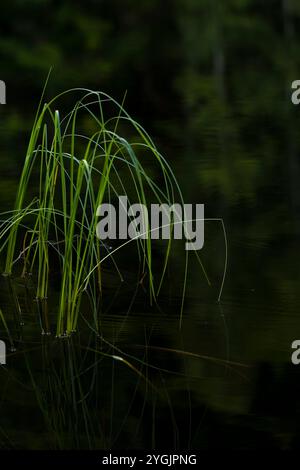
left=0, top=0, right=298, bottom=315
left=1, top=0, right=300, bottom=226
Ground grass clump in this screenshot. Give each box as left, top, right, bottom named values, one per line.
left=0, top=87, right=183, bottom=337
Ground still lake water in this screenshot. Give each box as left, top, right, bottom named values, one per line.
left=0, top=106, right=300, bottom=450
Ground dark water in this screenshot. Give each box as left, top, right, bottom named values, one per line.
left=1, top=139, right=300, bottom=451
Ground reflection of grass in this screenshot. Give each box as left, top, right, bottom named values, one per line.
left=2, top=334, right=156, bottom=449
left=0, top=86, right=184, bottom=337
left=2, top=329, right=249, bottom=449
